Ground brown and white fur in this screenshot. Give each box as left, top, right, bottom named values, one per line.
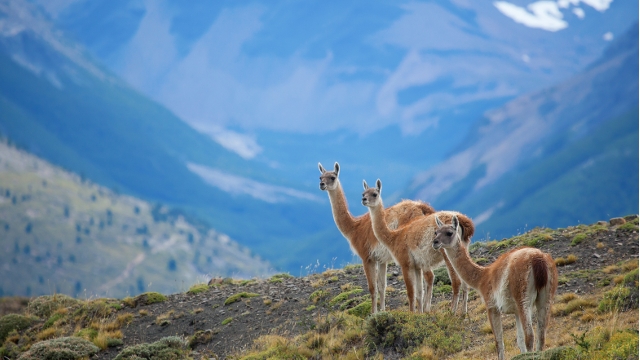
left=361, top=179, right=473, bottom=313
left=433, top=215, right=558, bottom=360
left=319, top=162, right=435, bottom=313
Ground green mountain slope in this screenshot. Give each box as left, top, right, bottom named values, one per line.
left=0, top=140, right=271, bottom=298
left=0, top=8, right=334, bottom=273
left=456, top=108, right=639, bottom=238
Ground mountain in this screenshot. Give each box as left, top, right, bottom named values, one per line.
left=407, top=22, right=639, bottom=239
left=0, top=1, right=340, bottom=273
left=0, top=139, right=271, bottom=298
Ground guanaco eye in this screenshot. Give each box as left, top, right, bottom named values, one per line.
left=372, top=193, right=377, bottom=197
left=331, top=176, right=336, bottom=180
left=447, top=231, right=453, bottom=236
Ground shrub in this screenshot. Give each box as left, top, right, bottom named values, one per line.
left=571, top=234, right=587, bottom=246
left=18, top=336, right=99, bottom=360
left=329, top=289, right=363, bottom=307
left=224, top=292, right=259, bottom=305
left=114, top=336, right=188, bottom=360
left=347, top=300, right=372, bottom=318
left=27, top=294, right=79, bottom=318
left=309, top=289, right=330, bottom=303
left=222, top=317, right=233, bottom=325
left=187, top=284, right=209, bottom=295
left=365, top=310, right=465, bottom=356
left=598, top=286, right=632, bottom=313
left=510, top=346, right=578, bottom=360
left=0, top=314, right=36, bottom=343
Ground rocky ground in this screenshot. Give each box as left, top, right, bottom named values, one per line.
left=0, top=215, right=638, bottom=359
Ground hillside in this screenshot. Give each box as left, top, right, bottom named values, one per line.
left=0, top=140, right=271, bottom=298
left=0, top=216, right=637, bottom=359
left=408, top=22, right=639, bottom=239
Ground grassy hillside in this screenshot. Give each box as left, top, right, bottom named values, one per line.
left=0, top=140, right=271, bottom=298
left=0, top=217, right=637, bottom=359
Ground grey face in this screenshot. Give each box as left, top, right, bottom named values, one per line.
left=318, top=162, right=340, bottom=191
left=432, top=216, right=459, bottom=250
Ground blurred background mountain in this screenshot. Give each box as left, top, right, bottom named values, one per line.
left=0, top=0, right=637, bottom=296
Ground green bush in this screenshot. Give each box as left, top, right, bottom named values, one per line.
left=329, top=289, right=363, bottom=307
left=224, top=292, right=259, bottom=305
left=365, top=310, right=466, bottom=356
left=27, top=294, right=79, bottom=318
left=510, top=346, right=579, bottom=359
left=598, top=286, right=631, bottom=313
left=114, top=336, right=188, bottom=360
left=433, top=267, right=451, bottom=285
left=347, top=300, right=372, bottom=318
left=222, top=317, right=233, bottom=325
left=309, top=289, right=330, bottom=303
left=187, top=284, right=209, bottom=295
left=0, top=314, right=37, bottom=343
left=18, top=336, right=99, bottom=360
left=571, top=234, right=587, bottom=246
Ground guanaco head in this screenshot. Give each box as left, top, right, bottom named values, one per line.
left=432, top=215, right=460, bottom=250
left=361, top=179, right=382, bottom=207
left=318, top=162, right=340, bottom=191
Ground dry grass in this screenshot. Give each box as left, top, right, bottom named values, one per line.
left=603, top=265, right=620, bottom=274
left=310, top=279, right=326, bottom=288
left=621, top=259, right=638, bottom=272
left=36, top=327, right=58, bottom=340
left=557, top=292, right=579, bottom=303
left=555, top=254, right=578, bottom=266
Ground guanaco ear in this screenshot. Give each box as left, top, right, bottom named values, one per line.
left=363, top=180, right=369, bottom=190
left=435, top=215, right=444, bottom=228
left=318, top=163, right=326, bottom=173
left=452, top=215, right=459, bottom=233
left=334, top=162, right=340, bottom=176
left=376, top=179, right=382, bottom=192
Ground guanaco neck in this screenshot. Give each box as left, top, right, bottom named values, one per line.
left=367, top=200, right=395, bottom=248
left=443, top=239, right=487, bottom=290
left=326, top=180, right=357, bottom=237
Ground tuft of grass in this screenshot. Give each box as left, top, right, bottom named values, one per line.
left=114, top=336, right=188, bottom=360
left=187, top=283, right=209, bottom=295
left=155, top=310, right=174, bottom=326
left=618, top=222, right=639, bottom=231
left=347, top=300, right=372, bottom=318
left=222, top=317, right=233, bottom=325
left=18, top=336, right=100, bottom=360
left=188, top=329, right=217, bottom=349
left=555, top=254, right=578, bottom=266
left=329, top=288, right=363, bottom=307
left=224, top=292, right=260, bottom=305
left=139, top=309, right=149, bottom=316
left=36, top=327, right=58, bottom=340
left=269, top=273, right=293, bottom=284
left=305, top=305, right=316, bottom=312
left=309, top=289, right=331, bottom=304
left=620, top=260, right=638, bottom=272
left=571, top=234, right=587, bottom=246
left=557, top=293, right=579, bottom=303
left=344, top=264, right=362, bottom=272
left=598, top=286, right=632, bottom=313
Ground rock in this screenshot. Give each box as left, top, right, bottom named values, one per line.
left=593, top=253, right=601, bottom=258
left=624, top=214, right=639, bottom=221
left=610, top=217, right=626, bottom=226
left=208, top=277, right=223, bottom=286
left=597, top=221, right=608, bottom=226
